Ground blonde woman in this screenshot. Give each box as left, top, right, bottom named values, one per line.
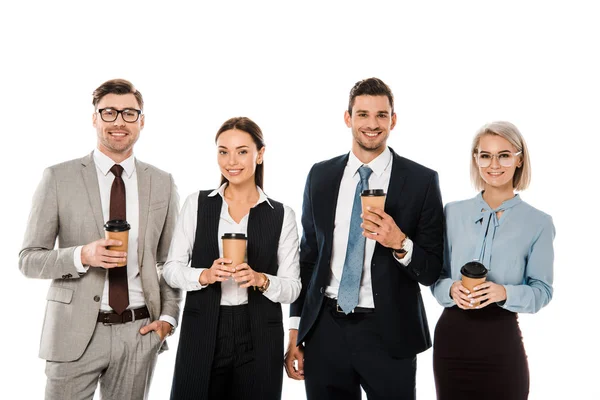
left=431, top=121, right=554, bottom=400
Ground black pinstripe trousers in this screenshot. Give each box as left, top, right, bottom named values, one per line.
left=208, top=305, right=255, bottom=400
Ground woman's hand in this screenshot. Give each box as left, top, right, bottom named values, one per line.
left=199, top=258, right=236, bottom=285
left=450, top=281, right=474, bottom=310
left=469, top=282, right=507, bottom=308
left=232, top=263, right=266, bottom=289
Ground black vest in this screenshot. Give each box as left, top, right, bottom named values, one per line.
left=170, top=191, right=285, bottom=400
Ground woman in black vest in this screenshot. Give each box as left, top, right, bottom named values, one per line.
left=163, top=117, right=302, bottom=400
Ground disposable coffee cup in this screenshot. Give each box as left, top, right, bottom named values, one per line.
left=460, top=261, right=488, bottom=306
left=104, top=220, right=131, bottom=267
left=361, top=189, right=386, bottom=233
left=222, top=233, right=247, bottom=268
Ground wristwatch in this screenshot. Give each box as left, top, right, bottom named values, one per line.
left=161, top=320, right=175, bottom=337
left=258, top=273, right=270, bottom=293
left=393, top=235, right=408, bottom=256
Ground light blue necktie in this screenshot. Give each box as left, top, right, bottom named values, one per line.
left=338, top=165, right=373, bottom=314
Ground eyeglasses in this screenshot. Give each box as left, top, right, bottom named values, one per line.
left=474, top=151, right=522, bottom=168
left=97, top=108, right=142, bottom=123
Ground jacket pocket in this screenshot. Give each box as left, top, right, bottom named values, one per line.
left=46, top=286, right=74, bottom=304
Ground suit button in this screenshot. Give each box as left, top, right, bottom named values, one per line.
left=93, top=296, right=101, bottom=302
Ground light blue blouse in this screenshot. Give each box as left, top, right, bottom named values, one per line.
left=431, top=192, right=555, bottom=314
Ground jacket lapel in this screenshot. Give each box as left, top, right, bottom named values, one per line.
left=136, top=159, right=150, bottom=266
left=81, top=153, right=105, bottom=237
left=317, top=154, right=348, bottom=245
left=385, top=147, right=407, bottom=215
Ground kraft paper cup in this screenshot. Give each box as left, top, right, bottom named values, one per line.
left=361, top=189, right=386, bottom=233
left=222, top=233, right=247, bottom=268
left=104, top=220, right=131, bottom=267
left=460, top=261, right=488, bottom=307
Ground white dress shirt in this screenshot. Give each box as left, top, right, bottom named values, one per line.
left=163, top=184, right=301, bottom=305
left=73, top=150, right=176, bottom=327
left=289, top=147, right=413, bottom=330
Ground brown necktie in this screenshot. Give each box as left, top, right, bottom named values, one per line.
left=108, top=164, right=129, bottom=314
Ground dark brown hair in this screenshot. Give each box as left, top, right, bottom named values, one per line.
left=215, top=117, right=265, bottom=189
left=92, top=79, right=144, bottom=110
left=348, top=77, right=394, bottom=115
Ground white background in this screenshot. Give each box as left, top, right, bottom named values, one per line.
left=1, top=1, right=598, bottom=399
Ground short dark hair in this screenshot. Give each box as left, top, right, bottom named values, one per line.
left=348, top=77, right=394, bottom=115
left=215, top=117, right=266, bottom=189
left=92, top=79, right=144, bottom=110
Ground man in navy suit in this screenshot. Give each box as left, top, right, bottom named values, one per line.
left=284, top=78, right=444, bottom=399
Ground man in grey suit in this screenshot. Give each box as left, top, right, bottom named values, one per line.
left=19, top=79, right=181, bottom=400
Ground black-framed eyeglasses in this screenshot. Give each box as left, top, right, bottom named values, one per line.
left=97, top=108, right=143, bottom=123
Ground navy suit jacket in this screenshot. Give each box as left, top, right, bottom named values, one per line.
left=290, top=147, right=444, bottom=358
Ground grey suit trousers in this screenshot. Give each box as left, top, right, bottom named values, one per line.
left=44, top=318, right=163, bottom=400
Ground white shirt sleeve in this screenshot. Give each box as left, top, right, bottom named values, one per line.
left=162, top=193, right=207, bottom=291
left=159, top=315, right=178, bottom=328
left=288, top=316, right=301, bottom=330
left=392, top=237, right=414, bottom=266
left=73, top=246, right=89, bottom=274
left=262, top=206, right=302, bottom=304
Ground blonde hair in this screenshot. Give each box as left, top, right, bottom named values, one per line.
left=470, top=121, right=531, bottom=191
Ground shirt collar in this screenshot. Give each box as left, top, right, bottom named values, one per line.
left=208, top=183, right=274, bottom=209
left=473, top=191, right=522, bottom=222
left=348, top=146, right=392, bottom=178
left=93, top=149, right=135, bottom=178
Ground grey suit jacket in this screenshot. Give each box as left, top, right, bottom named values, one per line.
left=19, top=152, right=181, bottom=362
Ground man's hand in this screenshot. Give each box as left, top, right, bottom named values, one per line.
left=140, top=320, right=172, bottom=341
left=284, top=329, right=305, bottom=380
left=81, top=239, right=127, bottom=268
left=361, top=207, right=406, bottom=250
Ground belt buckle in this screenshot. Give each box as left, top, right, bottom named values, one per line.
left=99, top=312, right=117, bottom=325
left=100, top=309, right=132, bottom=325
left=335, top=303, right=353, bottom=314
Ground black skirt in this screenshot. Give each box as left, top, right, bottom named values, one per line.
left=433, top=305, right=529, bottom=400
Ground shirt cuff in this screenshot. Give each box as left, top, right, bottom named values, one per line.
left=392, top=237, right=414, bottom=266
left=159, top=315, right=178, bottom=329
left=501, top=284, right=516, bottom=310
left=289, top=316, right=301, bottom=330
left=261, top=273, right=278, bottom=299
left=436, top=278, right=455, bottom=306
left=194, top=268, right=209, bottom=290
left=73, top=246, right=89, bottom=274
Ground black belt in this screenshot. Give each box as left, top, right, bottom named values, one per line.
left=97, top=306, right=150, bottom=324
left=325, top=296, right=374, bottom=314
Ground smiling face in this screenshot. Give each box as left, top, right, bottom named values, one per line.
left=476, top=134, right=523, bottom=191
left=93, top=93, right=144, bottom=161
left=345, top=95, right=396, bottom=162
left=217, top=129, right=264, bottom=188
